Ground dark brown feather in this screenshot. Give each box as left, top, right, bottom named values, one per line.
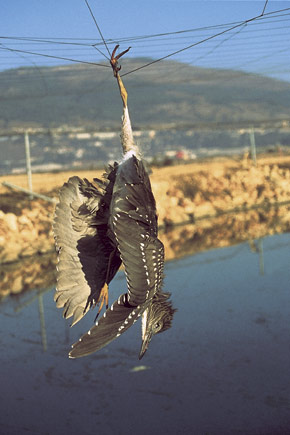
left=53, top=168, right=121, bottom=326
left=69, top=293, right=148, bottom=358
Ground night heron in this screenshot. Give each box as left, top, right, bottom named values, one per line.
left=53, top=45, right=176, bottom=359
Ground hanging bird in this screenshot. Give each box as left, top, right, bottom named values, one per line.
left=53, top=45, right=176, bottom=359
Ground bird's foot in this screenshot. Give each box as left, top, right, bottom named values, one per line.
left=94, top=283, right=109, bottom=321
left=110, top=45, right=131, bottom=77
left=110, top=45, right=131, bottom=108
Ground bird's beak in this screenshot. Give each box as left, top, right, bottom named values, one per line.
left=140, top=308, right=151, bottom=359
left=139, top=331, right=153, bottom=360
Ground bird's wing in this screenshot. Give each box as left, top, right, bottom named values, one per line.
left=69, top=293, right=147, bottom=358
left=110, top=156, right=164, bottom=307
left=53, top=171, right=121, bottom=326
left=69, top=157, right=164, bottom=359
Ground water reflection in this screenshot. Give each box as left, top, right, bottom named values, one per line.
left=0, top=252, right=56, bottom=301
left=249, top=238, right=264, bottom=275
left=1, top=223, right=290, bottom=433
left=1, top=205, right=290, bottom=298
left=160, top=203, right=290, bottom=261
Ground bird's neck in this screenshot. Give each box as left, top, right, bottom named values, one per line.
left=115, top=72, right=140, bottom=158
left=121, top=105, right=140, bottom=158
left=121, top=105, right=134, bottom=152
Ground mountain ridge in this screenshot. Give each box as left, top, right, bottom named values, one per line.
left=0, top=59, right=289, bottom=130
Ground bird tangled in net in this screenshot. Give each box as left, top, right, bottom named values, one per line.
left=53, top=46, right=176, bottom=359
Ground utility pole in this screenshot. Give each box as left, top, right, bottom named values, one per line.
left=38, top=294, right=47, bottom=352
left=249, top=128, right=257, bottom=166
left=24, top=130, right=33, bottom=198
left=258, top=238, right=264, bottom=276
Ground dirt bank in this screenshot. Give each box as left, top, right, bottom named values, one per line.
left=1, top=155, right=290, bottom=265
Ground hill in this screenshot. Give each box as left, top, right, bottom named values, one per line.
left=0, top=59, right=289, bottom=130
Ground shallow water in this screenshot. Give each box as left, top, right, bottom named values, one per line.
left=1, top=233, right=290, bottom=435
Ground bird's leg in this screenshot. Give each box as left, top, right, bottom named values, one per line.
left=105, top=248, right=117, bottom=282
left=94, top=248, right=118, bottom=320
left=95, top=283, right=109, bottom=320
left=110, top=44, right=131, bottom=108
left=116, top=74, right=128, bottom=108
left=110, top=44, right=140, bottom=157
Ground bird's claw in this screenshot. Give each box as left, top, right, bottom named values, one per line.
left=94, top=283, right=109, bottom=322
left=110, top=44, right=131, bottom=77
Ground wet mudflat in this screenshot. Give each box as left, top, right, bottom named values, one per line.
left=1, top=232, right=290, bottom=435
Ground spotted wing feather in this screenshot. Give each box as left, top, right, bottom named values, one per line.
left=69, top=294, right=146, bottom=358
left=110, top=156, right=164, bottom=307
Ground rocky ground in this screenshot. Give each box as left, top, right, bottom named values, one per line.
left=1, top=154, right=290, bottom=268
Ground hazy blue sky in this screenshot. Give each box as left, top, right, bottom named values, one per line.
left=2, top=1, right=287, bottom=38
left=1, top=1, right=290, bottom=81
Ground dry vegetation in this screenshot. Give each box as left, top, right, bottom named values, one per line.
left=1, top=154, right=290, bottom=195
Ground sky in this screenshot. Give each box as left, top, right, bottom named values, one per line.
left=1, top=1, right=290, bottom=81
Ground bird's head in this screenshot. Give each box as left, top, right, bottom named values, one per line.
left=139, top=291, right=176, bottom=359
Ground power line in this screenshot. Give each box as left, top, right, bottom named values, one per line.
left=0, top=36, right=95, bottom=47
left=2, top=26, right=289, bottom=55
left=0, top=45, right=110, bottom=68
left=2, top=10, right=290, bottom=48
left=1, top=8, right=289, bottom=48
left=118, top=7, right=290, bottom=77
left=262, top=0, right=269, bottom=16
left=0, top=30, right=288, bottom=70
left=84, top=0, right=111, bottom=59
left=120, top=19, right=262, bottom=77
left=0, top=5, right=289, bottom=83
left=3, top=21, right=290, bottom=52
